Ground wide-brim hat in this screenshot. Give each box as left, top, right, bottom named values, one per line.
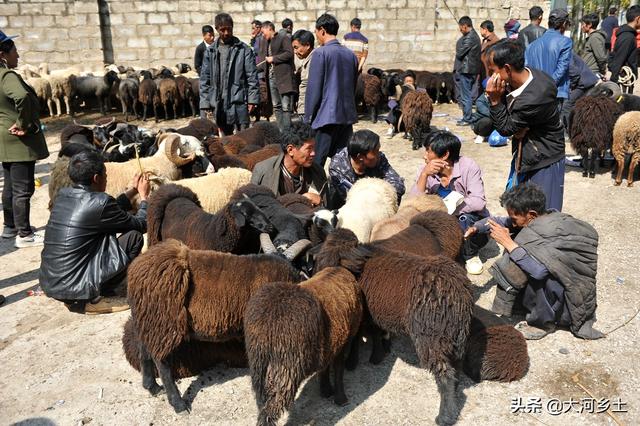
left=0, top=30, right=19, bottom=45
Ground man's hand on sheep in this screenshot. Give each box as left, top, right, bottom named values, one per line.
left=302, top=192, right=321, bottom=207
left=486, top=73, right=506, bottom=106
left=488, top=219, right=518, bottom=253
left=136, top=173, right=151, bottom=201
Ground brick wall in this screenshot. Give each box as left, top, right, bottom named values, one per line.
left=0, top=0, right=550, bottom=72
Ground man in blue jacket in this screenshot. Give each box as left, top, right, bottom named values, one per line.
left=305, top=13, right=358, bottom=166
left=525, top=9, right=572, bottom=117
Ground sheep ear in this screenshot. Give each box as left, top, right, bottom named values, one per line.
left=232, top=202, right=247, bottom=227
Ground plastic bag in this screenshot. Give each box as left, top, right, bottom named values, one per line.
left=488, top=130, right=508, bottom=147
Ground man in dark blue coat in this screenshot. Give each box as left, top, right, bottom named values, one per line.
left=304, top=13, right=358, bottom=166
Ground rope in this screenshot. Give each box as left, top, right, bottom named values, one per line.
left=617, top=66, right=636, bottom=88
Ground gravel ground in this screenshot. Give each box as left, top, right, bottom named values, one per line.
left=0, top=104, right=638, bottom=426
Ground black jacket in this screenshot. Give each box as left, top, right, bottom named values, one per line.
left=454, top=29, right=482, bottom=75
left=194, top=41, right=207, bottom=75
left=608, top=24, right=639, bottom=83
left=517, top=24, right=546, bottom=48
left=39, top=186, right=147, bottom=300
left=490, top=69, right=565, bottom=174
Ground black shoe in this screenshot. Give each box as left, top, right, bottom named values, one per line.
left=456, top=120, right=471, bottom=126
left=0, top=295, right=5, bottom=306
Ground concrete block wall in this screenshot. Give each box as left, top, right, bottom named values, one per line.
left=1, top=0, right=550, bottom=72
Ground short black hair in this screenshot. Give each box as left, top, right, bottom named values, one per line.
left=292, top=29, right=314, bottom=46
left=609, top=7, right=618, bottom=15
left=262, top=21, right=275, bottom=31
left=348, top=129, right=380, bottom=158
left=280, top=121, right=315, bottom=150
left=581, top=13, right=600, bottom=28
left=424, top=130, right=461, bottom=162
left=548, top=12, right=570, bottom=30
left=350, top=18, right=362, bottom=29
left=529, top=6, right=543, bottom=20
left=487, top=39, right=525, bottom=71
left=458, top=16, right=473, bottom=27
left=316, top=13, right=339, bottom=36
left=402, top=70, right=416, bottom=80
left=202, top=25, right=214, bottom=35
left=251, top=20, right=262, bottom=27
left=214, top=13, right=233, bottom=29
left=0, top=39, right=16, bottom=54
left=499, top=183, right=546, bottom=215
left=69, top=151, right=106, bottom=186
left=282, top=18, right=293, bottom=29
left=626, top=5, right=640, bottom=23
left=480, top=20, right=494, bottom=32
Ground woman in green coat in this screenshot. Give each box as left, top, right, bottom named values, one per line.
left=0, top=32, right=49, bottom=248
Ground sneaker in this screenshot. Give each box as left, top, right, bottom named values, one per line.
left=474, top=135, right=484, bottom=144
left=465, top=256, right=484, bottom=275
left=84, top=297, right=130, bottom=315
left=515, top=321, right=556, bottom=340
left=456, top=120, right=471, bottom=127
left=14, top=232, right=45, bottom=248
left=385, top=127, right=395, bottom=139
left=2, top=226, right=18, bottom=239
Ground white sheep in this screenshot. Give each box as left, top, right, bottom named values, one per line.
left=370, top=194, right=447, bottom=241
left=39, top=63, right=77, bottom=116
left=24, top=75, right=54, bottom=116
left=174, top=168, right=252, bottom=213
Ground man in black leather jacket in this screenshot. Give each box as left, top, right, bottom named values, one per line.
left=39, top=151, right=150, bottom=314
left=517, top=6, right=546, bottom=48
left=454, top=16, right=482, bottom=126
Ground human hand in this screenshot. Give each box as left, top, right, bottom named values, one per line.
left=302, top=192, right=321, bottom=206
left=488, top=219, right=518, bottom=252
left=464, top=226, right=478, bottom=239
left=485, top=73, right=506, bottom=106
left=8, top=124, right=26, bottom=136
left=422, top=159, right=449, bottom=176
left=248, top=104, right=256, bottom=113
left=266, top=56, right=274, bottom=64
left=137, top=173, right=151, bottom=201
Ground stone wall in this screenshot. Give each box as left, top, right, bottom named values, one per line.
left=0, top=0, right=550, bottom=72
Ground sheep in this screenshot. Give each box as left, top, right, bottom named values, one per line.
left=614, top=93, right=640, bottom=112
left=205, top=140, right=281, bottom=171
left=463, top=305, right=529, bottom=383
left=370, top=194, right=447, bottom=241
left=244, top=267, right=363, bottom=425
left=127, top=239, right=301, bottom=412
left=24, top=75, right=54, bottom=116
left=122, top=317, right=248, bottom=379
left=437, top=72, right=455, bottom=103
left=355, top=73, right=383, bottom=123
left=400, top=90, right=433, bottom=150
left=38, top=63, right=77, bottom=116
left=175, top=75, right=197, bottom=118
left=251, top=79, right=273, bottom=122
left=138, top=71, right=159, bottom=121
left=118, top=77, right=140, bottom=122
left=313, top=228, right=474, bottom=426
left=322, top=178, right=398, bottom=243
left=612, top=111, right=640, bottom=187
left=173, top=168, right=253, bottom=213
left=157, top=74, right=181, bottom=120
left=74, top=70, right=120, bottom=115
left=217, top=121, right=282, bottom=154
left=569, top=95, right=624, bottom=178
left=173, top=117, right=218, bottom=140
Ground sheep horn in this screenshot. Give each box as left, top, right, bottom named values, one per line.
left=73, top=119, right=93, bottom=129
left=283, top=239, right=313, bottom=261
left=260, top=233, right=278, bottom=255
left=102, top=138, right=117, bottom=152
left=165, top=135, right=195, bottom=166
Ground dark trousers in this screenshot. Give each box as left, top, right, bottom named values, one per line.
left=561, top=88, right=586, bottom=129
left=215, top=103, right=250, bottom=136
left=460, top=213, right=489, bottom=261
left=524, top=158, right=565, bottom=212
left=472, top=117, right=493, bottom=137
left=455, top=73, right=476, bottom=122
left=314, top=124, right=353, bottom=167
left=2, top=161, right=36, bottom=237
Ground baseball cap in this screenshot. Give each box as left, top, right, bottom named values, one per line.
left=549, top=9, right=570, bottom=22
left=0, top=30, right=19, bottom=44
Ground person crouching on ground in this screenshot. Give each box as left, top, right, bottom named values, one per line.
left=251, top=121, right=327, bottom=206
left=39, top=151, right=150, bottom=315
left=465, top=183, right=604, bottom=341
left=329, top=129, right=405, bottom=208
left=410, top=130, right=490, bottom=275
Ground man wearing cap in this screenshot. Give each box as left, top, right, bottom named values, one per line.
left=525, top=9, right=572, bottom=120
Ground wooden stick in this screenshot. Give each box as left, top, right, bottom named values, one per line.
left=256, top=60, right=267, bottom=67
left=134, top=145, right=144, bottom=175
left=571, top=373, right=624, bottom=426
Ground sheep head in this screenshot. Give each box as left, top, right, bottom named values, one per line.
left=161, top=134, right=197, bottom=166
left=230, top=197, right=275, bottom=235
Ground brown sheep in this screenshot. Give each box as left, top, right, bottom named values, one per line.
left=127, top=239, right=301, bottom=413
left=251, top=79, right=273, bottom=122
left=175, top=75, right=197, bottom=117
left=569, top=95, right=624, bottom=178
left=205, top=139, right=281, bottom=171
left=138, top=74, right=158, bottom=122
left=612, top=111, right=640, bottom=186
left=463, top=305, right=529, bottom=383
left=400, top=89, right=433, bottom=150
left=356, top=73, right=383, bottom=123
left=158, top=77, right=181, bottom=120
left=174, top=117, right=218, bottom=140
left=244, top=267, right=363, bottom=425
left=313, top=228, right=473, bottom=426
left=370, top=194, right=447, bottom=241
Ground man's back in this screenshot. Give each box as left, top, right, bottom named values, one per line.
left=525, top=30, right=573, bottom=98
left=518, top=24, right=546, bottom=48
left=601, top=15, right=619, bottom=43
left=609, top=24, right=639, bottom=83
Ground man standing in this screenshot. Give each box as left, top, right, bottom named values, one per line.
left=580, top=13, right=608, bottom=76
left=525, top=9, right=572, bottom=114
left=601, top=7, right=619, bottom=52
left=517, top=6, right=546, bottom=48
left=260, top=21, right=296, bottom=130
left=280, top=18, right=293, bottom=36
left=292, top=29, right=315, bottom=118
left=305, top=13, right=358, bottom=166
left=250, top=20, right=263, bottom=59
left=343, top=18, right=369, bottom=73
left=194, top=25, right=214, bottom=75
left=486, top=40, right=566, bottom=211
left=454, top=16, right=482, bottom=126
left=200, top=13, right=259, bottom=135
left=480, top=20, right=500, bottom=82
left=608, top=6, right=640, bottom=94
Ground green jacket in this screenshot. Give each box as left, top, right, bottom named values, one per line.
left=0, top=67, right=49, bottom=162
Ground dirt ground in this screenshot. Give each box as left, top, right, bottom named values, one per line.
left=1, top=103, right=639, bottom=426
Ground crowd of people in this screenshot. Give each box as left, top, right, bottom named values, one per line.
left=1, top=5, right=628, bottom=342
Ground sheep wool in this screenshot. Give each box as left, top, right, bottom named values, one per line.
left=370, top=194, right=446, bottom=241
left=612, top=111, right=640, bottom=186
left=175, top=168, right=252, bottom=213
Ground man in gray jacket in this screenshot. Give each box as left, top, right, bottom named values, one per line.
left=580, top=13, right=608, bottom=75
left=200, top=13, right=260, bottom=135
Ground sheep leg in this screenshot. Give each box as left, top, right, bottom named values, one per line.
left=121, top=100, right=128, bottom=122
left=369, top=105, right=377, bottom=123
left=319, top=367, right=333, bottom=398
left=154, top=104, right=159, bottom=123
left=173, top=102, right=178, bottom=120
left=154, top=357, right=189, bottom=413
left=627, top=154, right=639, bottom=187
left=46, top=98, right=54, bottom=117
left=368, top=324, right=386, bottom=365
left=581, top=150, right=589, bottom=178
left=614, top=155, right=625, bottom=186
left=345, top=334, right=360, bottom=371
left=434, top=367, right=459, bottom=426
left=133, top=101, right=140, bottom=119
left=64, top=95, right=73, bottom=117
left=53, top=97, right=62, bottom=117
left=163, top=103, right=169, bottom=121
left=139, top=343, right=163, bottom=396
left=589, top=149, right=598, bottom=178
left=142, top=103, right=148, bottom=121
left=332, top=347, right=348, bottom=406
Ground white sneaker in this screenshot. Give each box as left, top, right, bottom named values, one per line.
left=385, top=127, right=395, bottom=139
left=14, top=232, right=45, bottom=248
left=474, top=135, right=484, bottom=144
left=2, top=226, right=18, bottom=239
left=465, top=256, right=484, bottom=275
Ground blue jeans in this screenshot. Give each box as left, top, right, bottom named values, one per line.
left=456, top=73, right=476, bottom=122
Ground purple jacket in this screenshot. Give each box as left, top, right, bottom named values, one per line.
left=304, top=39, right=358, bottom=129
left=409, top=156, right=489, bottom=217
